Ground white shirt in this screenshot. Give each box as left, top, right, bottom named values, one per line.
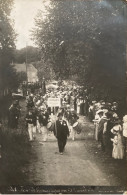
left=123, top=123, right=127, bottom=137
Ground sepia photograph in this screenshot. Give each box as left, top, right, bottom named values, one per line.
left=0, top=0, right=127, bottom=194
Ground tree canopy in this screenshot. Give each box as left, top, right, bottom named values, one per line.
left=32, top=0, right=126, bottom=105
left=14, top=46, right=41, bottom=64
left=0, top=0, right=18, bottom=91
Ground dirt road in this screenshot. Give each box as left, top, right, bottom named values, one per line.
left=28, top=137, right=110, bottom=185
left=26, top=117, right=126, bottom=186
left=0, top=100, right=126, bottom=187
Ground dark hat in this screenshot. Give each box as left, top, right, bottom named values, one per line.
left=57, top=112, right=63, bottom=117
left=113, top=117, right=121, bottom=124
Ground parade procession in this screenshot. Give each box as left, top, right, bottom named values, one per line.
left=0, top=0, right=127, bottom=193
left=0, top=78, right=127, bottom=187
left=9, top=81, right=127, bottom=158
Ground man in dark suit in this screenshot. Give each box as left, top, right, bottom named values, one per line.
left=54, top=112, right=69, bottom=155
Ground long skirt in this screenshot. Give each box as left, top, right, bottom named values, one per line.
left=95, top=123, right=99, bottom=141
left=112, top=134, right=124, bottom=159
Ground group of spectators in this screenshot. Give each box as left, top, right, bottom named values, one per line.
left=89, top=100, right=127, bottom=159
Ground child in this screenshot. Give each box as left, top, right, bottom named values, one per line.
left=111, top=118, right=124, bottom=159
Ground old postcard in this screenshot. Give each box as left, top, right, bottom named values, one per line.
left=0, top=0, right=127, bottom=194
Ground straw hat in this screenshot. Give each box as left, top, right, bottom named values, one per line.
left=96, top=109, right=104, bottom=114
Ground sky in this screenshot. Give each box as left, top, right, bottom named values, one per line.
left=11, top=0, right=44, bottom=49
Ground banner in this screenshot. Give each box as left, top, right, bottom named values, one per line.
left=47, top=98, right=61, bottom=107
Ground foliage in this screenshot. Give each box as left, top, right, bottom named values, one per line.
left=0, top=0, right=18, bottom=91
left=32, top=0, right=126, bottom=104
left=14, top=46, right=41, bottom=64
left=32, top=60, right=56, bottom=81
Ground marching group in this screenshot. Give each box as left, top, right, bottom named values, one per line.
left=25, top=88, right=80, bottom=154
left=24, top=85, right=127, bottom=158
left=0, top=83, right=127, bottom=158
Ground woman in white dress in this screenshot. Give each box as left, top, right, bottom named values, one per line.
left=111, top=118, right=124, bottom=159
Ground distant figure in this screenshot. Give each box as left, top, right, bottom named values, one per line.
left=98, top=110, right=108, bottom=151
left=26, top=109, right=35, bottom=141
left=39, top=108, right=49, bottom=141
left=69, top=109, right=79, bottom=141
left=27, top=96, right=34, bottom=109
left=54, top=113, right=69, bottom=155
left=88, top=103, right=94, bottom=122
left=42, top=79, right=46, bottom=95
left=8, top=102, right=20, bottom=129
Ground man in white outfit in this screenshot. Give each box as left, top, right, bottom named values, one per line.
left=26, top=109, right=35, bottom=141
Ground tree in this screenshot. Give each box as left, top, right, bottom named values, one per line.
left=14, top=46, right=41, bottom=64
left=0, top=0, right=18, bottom=92
left=32, top=0, right=126, bottom=105
left=33, top=60, right=56, bottom=81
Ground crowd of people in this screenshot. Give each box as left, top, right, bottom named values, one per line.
left=88, top=100, right=127, bottom=159
left=24, top=83, right=127, bottom=158
left=0, top=82, right=126, bottom=158
left=25, top=85, right=80, bottom=154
